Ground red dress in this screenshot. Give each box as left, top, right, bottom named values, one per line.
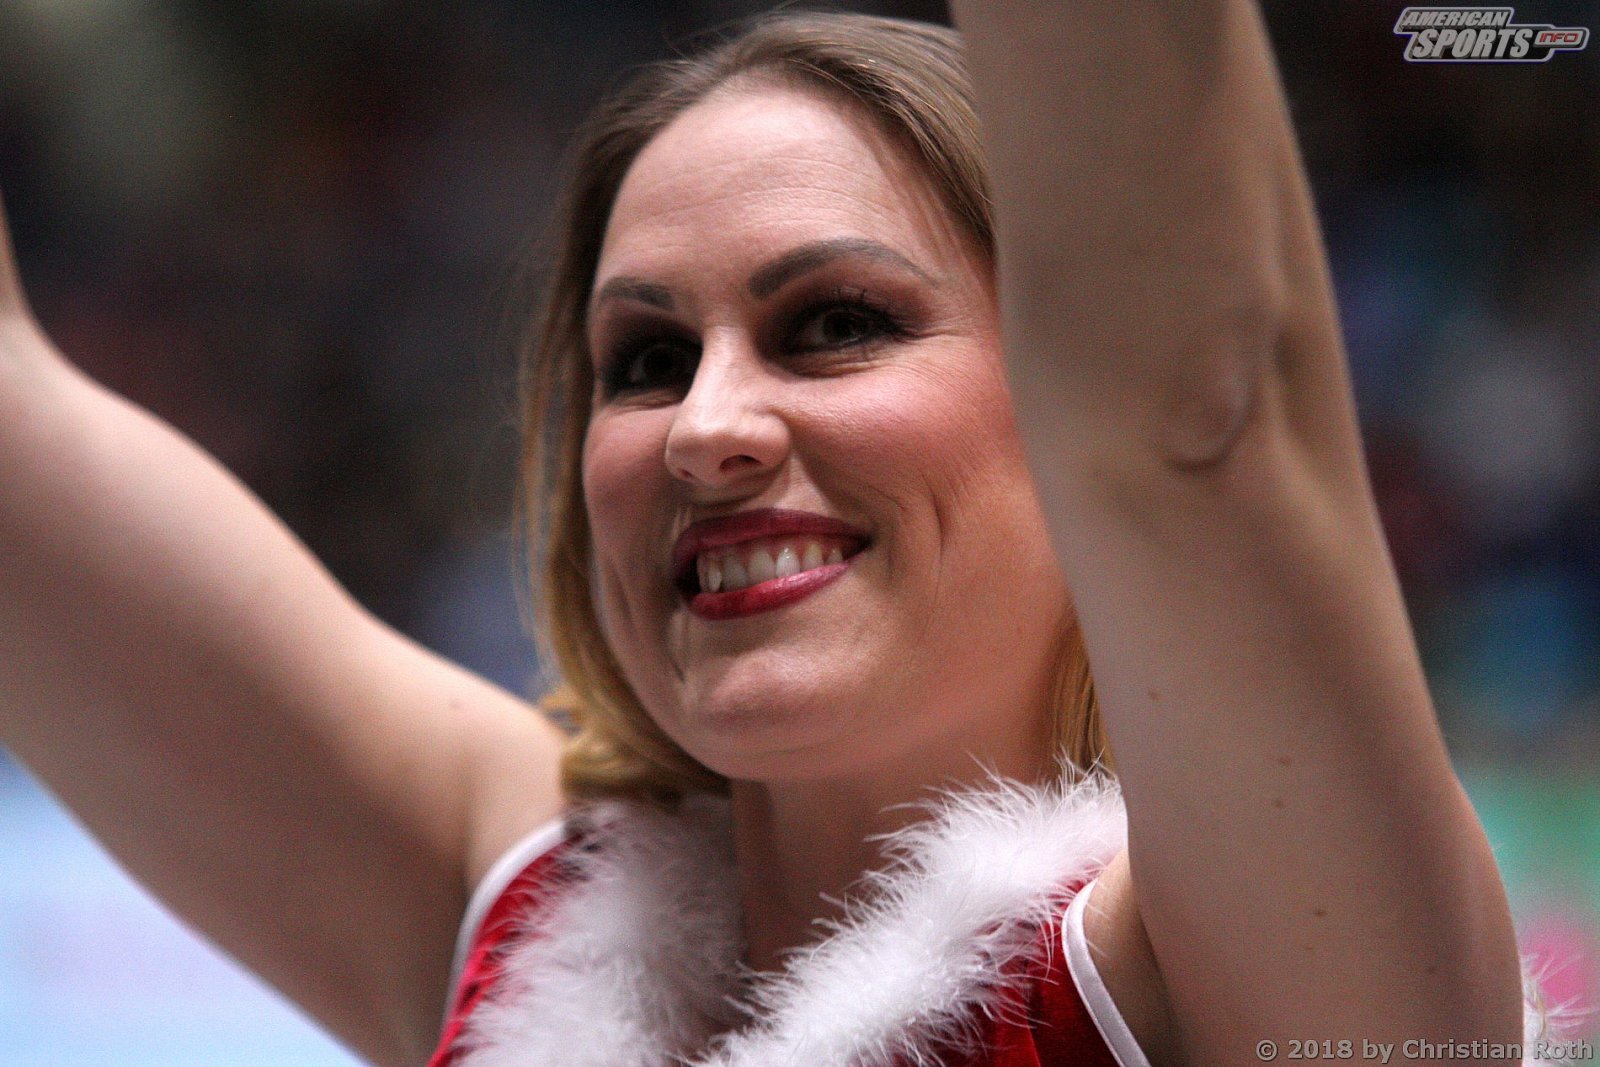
left=429, top=821, right=1137, bottom=1067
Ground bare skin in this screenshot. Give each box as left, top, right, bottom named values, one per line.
left=0, top=3, right=1521, bottom=1065
left=955, top=2, right=1520, bottom=1063
left=0, top=194, right=565, bottom=1064
left=582, top=82, right=1068, bottom=973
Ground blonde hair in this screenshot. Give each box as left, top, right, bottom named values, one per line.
left=517, top=12, right=1106, bottom=803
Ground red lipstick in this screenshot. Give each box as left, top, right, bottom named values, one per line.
left=671, top=508, right=867, bottom=621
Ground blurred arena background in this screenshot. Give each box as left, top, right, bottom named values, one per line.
left=0, top=0, right=1595, bottom=1062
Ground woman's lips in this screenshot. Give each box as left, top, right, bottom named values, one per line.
left=687, top=559, right=853, bottom=620
left=670, top=508, right=868, bottom=621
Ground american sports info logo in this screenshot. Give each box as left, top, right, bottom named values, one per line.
left=1395, top=7, right=1589, bottom=61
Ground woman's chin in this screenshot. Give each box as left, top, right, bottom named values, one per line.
left=662, top=687, right=877, bottom=783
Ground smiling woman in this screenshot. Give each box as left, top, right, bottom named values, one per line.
left=0, top=4, right=1567, bottom=1067
left=580, top=80, right=1069, bottom=801
left=532, top=22, right=1103, bottom=816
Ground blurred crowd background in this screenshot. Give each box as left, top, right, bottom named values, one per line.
left=0, top=0, right=1595, bottom=1062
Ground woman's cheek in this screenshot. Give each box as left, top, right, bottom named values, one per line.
left=584, top=413, right=665, bottom=532
left=846, top=362, right=1007, bottom=493
left=582, top=413, right=673, bottom=629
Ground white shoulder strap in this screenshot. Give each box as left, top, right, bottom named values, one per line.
left=445, top=817, right=568, bottom=1008
left=1063, top=878, right=1154, bottom=1067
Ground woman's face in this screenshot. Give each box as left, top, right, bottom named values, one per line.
left=583, top=81, right=1070, bottom=784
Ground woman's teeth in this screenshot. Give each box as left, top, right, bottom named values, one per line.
left=697, top=537, right=847, bottom=594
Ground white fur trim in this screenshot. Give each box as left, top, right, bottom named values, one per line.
left=451, top=774, right=1571, bottom=1066
left=455, top=774, right=1126, bottom=1067
left=455, top=795, right=745, bottom=1066
left=1520, top=953, right=1589, bottom=1066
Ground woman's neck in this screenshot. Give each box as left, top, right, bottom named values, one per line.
left=726, top=733, right=1058, bottom=974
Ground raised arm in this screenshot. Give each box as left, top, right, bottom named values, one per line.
left=0, top=194, right=563, bottom=1065
left=949, top=3, right=1521, bottom=1063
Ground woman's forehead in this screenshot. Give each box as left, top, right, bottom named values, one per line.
left=595, top=84, right=965, bottom=287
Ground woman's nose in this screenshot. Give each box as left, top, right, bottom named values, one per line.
left=663, top=339, right=788, bottom=492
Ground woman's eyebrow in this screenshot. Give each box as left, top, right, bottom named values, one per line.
left=748, top=238, right=933, bottom=298
left=590, top=278, right=674, bottom=312
left=590, top=238, right=932, bottom=313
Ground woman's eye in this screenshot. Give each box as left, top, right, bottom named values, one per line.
left=777, top=295, right=908, bottom=367
left=602, top=339, right=696, bottom=396
left=800, top=307, right=889, bottom=348
left=789, top=299, right=903, bottom=354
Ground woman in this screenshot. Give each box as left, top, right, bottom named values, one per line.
left=0, top=3, right=1548, bottom=1065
